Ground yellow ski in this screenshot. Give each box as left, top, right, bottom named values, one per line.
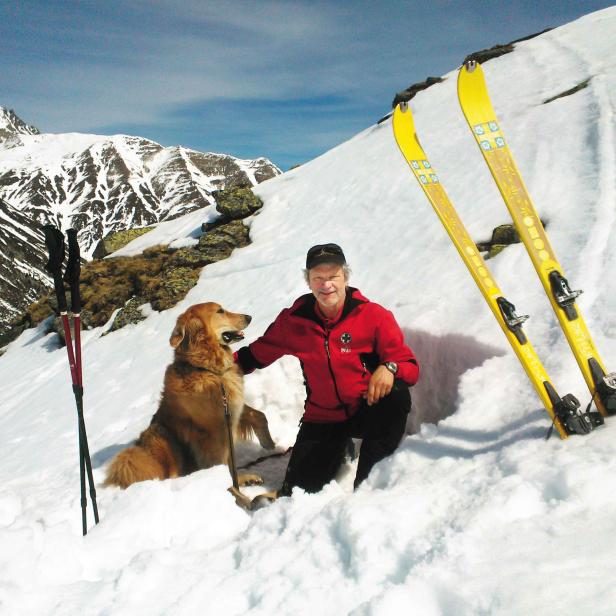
left=457, top=60, right=616, bottom=416
left=392, top=102, right=602, bottom=438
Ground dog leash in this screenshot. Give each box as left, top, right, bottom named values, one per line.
left=220, top=384, right=282, bottom=511
left=238, top=447, right=293, bottom=470
left=220, top=383, right=240, bottom=491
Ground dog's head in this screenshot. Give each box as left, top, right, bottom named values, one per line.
left=170, top=303, right=252, bottom=359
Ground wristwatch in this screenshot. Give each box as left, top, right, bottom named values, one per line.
left=383, top=361, right=398, bottom=375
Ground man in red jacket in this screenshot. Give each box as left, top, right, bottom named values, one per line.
left=235, top=243, right=419, bottom=495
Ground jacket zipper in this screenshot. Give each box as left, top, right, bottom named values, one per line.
left=324, top=332, right=348, bottom=416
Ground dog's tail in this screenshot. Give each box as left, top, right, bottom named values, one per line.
left=104, top=445, right=169, bottom=489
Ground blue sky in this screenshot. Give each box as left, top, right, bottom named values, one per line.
left=2, top=1, right=614, bottom=170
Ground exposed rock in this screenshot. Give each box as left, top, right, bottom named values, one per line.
left=92, top=227, right=154, bottom=259
left=463, top=29, right=552, bottom=65
left=214, top=186, right=263, bottom=220
left=202, top=186, right=264, bottom=232
left=392, top=76, right=445, bottom=107
left=197, top=220, right=250, bottom=258
left=463, top=44, right=515, bottom=66
left=543, top=78, right=591, bottom=104
left=106, top=297, right=149, bottom=334
left=0, top=314, right=33, bottom=348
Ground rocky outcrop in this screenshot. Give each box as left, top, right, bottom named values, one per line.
left=92, top=227, right=154, bottom=259
left=20, top=218, right=252, bottom=341
left=463, top=29, right=552, bottom=65
left=202, top=185, right=264, bottom=232
left=543, top=78, right=591, bottom=104
left=392, top=76, right=445, bottom=107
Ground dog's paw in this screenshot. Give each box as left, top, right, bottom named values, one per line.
left=238, top=473, right=263, bottom=487
left=258, top=434, right=276, bottom=450
left=250, top=492, right=277, bottom=510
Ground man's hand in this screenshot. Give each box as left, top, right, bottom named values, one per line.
left=366, top=365, right=394, bottom=406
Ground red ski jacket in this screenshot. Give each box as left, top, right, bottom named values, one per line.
left=235, top=288, right=419, bottom=423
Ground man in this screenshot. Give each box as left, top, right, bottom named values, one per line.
left=235, top=243, right=419, bottom=495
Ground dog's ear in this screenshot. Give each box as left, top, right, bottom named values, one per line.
left=170, top=318, right=186, bottom=349
left=170, top=313, right=204, bottom=350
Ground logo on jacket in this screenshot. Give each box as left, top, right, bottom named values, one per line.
left=340, top=332, right=352, bottom=353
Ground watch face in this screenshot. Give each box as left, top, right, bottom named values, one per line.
left=386, top=362, right=398, bottom=374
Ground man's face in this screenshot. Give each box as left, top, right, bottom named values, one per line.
left=308, top=263, right=346, bottom=312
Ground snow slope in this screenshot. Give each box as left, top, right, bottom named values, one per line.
left=1, top=8, right=616, bottom=615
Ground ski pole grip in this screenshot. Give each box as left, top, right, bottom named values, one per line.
left=42, top=225, right=65, bottom=274
left=64, top=228, right=82, bottom=313
left=43, top=225, right=68, bottom=313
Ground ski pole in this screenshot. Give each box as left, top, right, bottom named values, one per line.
left=43, top=225, right=99, bottom=535
left=64, top=228, right=99, bottom=529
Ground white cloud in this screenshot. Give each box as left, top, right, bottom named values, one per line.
left=4, top=1, right=421, bottom=133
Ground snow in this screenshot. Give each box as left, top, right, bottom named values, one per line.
left=2, top=7, right=616, bottom=615
left=109, top=206, right=215, bottom=257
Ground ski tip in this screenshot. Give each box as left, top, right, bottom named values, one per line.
left=463, top=59, right=478, bottom=73
left=391, top=101, right=410, bottom=119
left=391, top=101, right=414, bottom=133
left=378, top=102, right=415, bottom=123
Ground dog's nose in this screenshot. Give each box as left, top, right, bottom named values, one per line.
left=244, top=314, right=252, bottom=325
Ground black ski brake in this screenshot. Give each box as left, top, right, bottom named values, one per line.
left=544, top=382, right=603, bottom=439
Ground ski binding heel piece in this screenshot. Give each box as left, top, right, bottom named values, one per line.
left=549, top=271, right=582, bottom=321
left=588, top=358, right=616, bottom=415
left=598, top=371, right=616, bottom=415
left=597, top=372, right=616, bottom=415
left=554, top=393, right=602, bottom=435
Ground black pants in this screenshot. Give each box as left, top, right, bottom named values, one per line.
left=280, top=384, right=411, bottom=495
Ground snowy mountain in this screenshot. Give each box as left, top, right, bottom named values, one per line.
left=0, top=196, right=50, bottom=327
left=1, top=7, right=616, bottom=615
left=0, top=108, right=280, bottom=331
left=0, top=112, right=279, bottom=255
left=0, top=107, right=39, bottom=141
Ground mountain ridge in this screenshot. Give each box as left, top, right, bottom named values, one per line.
left=0, top=107, right=280, bottom=333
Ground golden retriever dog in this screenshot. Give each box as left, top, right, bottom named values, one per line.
left=104, top=302, right=275, bottom=505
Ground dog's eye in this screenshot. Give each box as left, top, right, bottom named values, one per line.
left=217, top=308, right=224, bottom=314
